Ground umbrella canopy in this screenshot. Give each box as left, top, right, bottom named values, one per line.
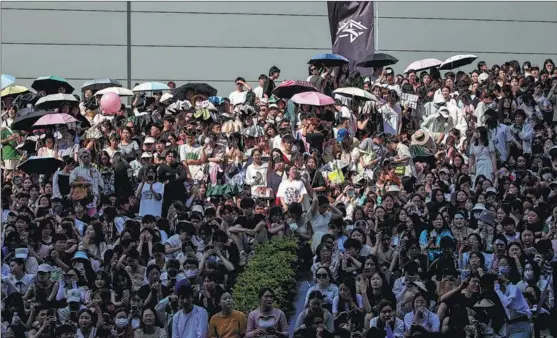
left=439, top=54, right=478, bottom=70
left=82, top=78, right=122, bottom=93
left=11, top=109, right=55, bottom=130
left=308, top=53, right=350, bottom=67
left=404, top=58, right=443, bottom=73
left=33, top=113, right=78, bottom=127
left=1, top=85, right=29, bottom=98
left=132, top=82, right=170, bottom=92
left=31, top=76, right=74, bottom=95
left=333, top=87, right=379, bottom=102
left=1, top=74, right=16, bottom=90
left=291, top=91, right=335, bottom=106
left=356, top=53, right=398, bottom=68
left=272, top=80, right=319, bottom=99
left=241, top=125, right=265, bottom=138
left=95, top=86, right=134, bottom=97
left=35, top=94, right=79, bottom=110
left=18, top=156, right=64, bottom=175
left=173, top=83, right=218, bottom=101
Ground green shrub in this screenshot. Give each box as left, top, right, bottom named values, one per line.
left=232, top=236, right=298, bottom=315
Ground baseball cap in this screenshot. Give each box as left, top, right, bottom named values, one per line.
left=67, top=289, right=82, bottom=303
left=269, top=103, right=278, bottom=109
left=337, top=128, right=349, bottom=143
left=385, top=67, right=394, bottom=75
left=144, top=137, right=156, bottom=144
left=37, top=264, right=52, bottom=273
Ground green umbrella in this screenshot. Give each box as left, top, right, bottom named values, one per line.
left=31, top=75, right=74, bottom=95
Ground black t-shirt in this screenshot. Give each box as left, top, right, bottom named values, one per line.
left=138, top=283, right=170, bottom=309
left=444, top=290, right=481, bottom=311
left=235, top=214, right=265, bottom=230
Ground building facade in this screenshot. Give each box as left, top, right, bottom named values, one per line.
left=1, top=1, right=556, bottom=96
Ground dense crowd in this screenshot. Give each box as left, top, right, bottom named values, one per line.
left=1, top=57, right=557, bottom=338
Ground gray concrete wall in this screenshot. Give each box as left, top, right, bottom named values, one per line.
left=2, top=1, right=556, bottom=97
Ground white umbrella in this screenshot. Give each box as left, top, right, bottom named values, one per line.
left=35, top=94, right=78, bottom=110
left=95, top=86, right=134, bottom=97
left=404, top=58, right=443, bottom=73
left=132, top=82, right=170, bottom=92
left=439, top=54, right=478, bottom=70
left=333, top=87, right=379, bottom=102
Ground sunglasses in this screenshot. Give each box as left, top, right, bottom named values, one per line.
left=316, top=273, right=328, bottom=279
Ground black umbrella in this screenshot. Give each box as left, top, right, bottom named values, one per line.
left=173, top=83, right=218, bottom=101
left=438, top=54, right=478, bottom=70
left=11, top=91, right=39, bottom=109
left=31, top=76, right=74, bottom=95
left=271, top=80, right=319, bottom=99
left=81, top=78, right=122, bottom=93
left=356, top=53, right=398, bottom=68
left=10, top=108, right=56, bottom=131
left=18, top=156, right=64, bottom=175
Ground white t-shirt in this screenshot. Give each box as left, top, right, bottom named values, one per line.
left=139, top=182, right=164, bottom=217
left=276, top=179, right=308, bottom=209
left=179, top=143, right=204, bottom=180
left=253, top=86, right=264, bottom=99
left=228, top=90, right=247, bottom=106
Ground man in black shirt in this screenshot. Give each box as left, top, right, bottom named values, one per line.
left=263, top=66, right=281, bottom=100
left=228, top=198, right=266, bottom=266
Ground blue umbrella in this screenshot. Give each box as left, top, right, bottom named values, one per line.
left=1, top=74, right=16, bottom=90
left=308, top=53, right=350, bottom=67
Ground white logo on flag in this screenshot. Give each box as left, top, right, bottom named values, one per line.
left=337, top=19, right=368, bottom=43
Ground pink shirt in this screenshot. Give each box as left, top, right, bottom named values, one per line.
left=246, top=308, right=288, bottom=337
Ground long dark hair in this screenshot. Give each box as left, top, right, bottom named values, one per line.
left=474, top=126, right=489, bottom=146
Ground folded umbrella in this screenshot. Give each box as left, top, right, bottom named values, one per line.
left=95, top=86, right=134, bottom=97
left=241, top=125, right=265, bottom=138
left=404, top=58, right=443, bottom=73
left=31, top=76, right=74, bottom=95
left=308, top=53, right=350, bottom=68
left=132, top=82, right=170, bottom=92
left=18, top=156, right=64, bottom=175
left=333, top=87, right=379, bottom=102
left=439, top=54, right=478, bottom=70
left=1, top=85, right=29, bottom=98
left=356, top=53, right=398, bottom=68
left=173, top=83, right=218, bottom=101
left=35, top=93, right=79, bottom=110
left=11, top=109, right=55, bottom=131
left=291, top=91, right=335, bottom=106
left=271, top=80, right=319, bottom=99
left=82, top=78, right=122, bottom=93
left=1, top=74, right=16, bottom=90
left=33, top=113, right=78, bottom=127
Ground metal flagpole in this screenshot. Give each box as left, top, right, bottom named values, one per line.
left=375, top=2, right=379, bottom=52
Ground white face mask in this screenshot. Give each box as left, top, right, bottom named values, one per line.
left=115, top=318, right=129, bottom=328
left=184, top=269, right=199, bottom=279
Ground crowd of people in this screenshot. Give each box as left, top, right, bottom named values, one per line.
left=1, top=56, right=557, bottom=338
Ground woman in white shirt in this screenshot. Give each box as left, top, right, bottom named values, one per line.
left=403, top=293, right=441, bottom=334
left=244, top=148, right=268, bottom=197
left=37, top=134, right=58, bottom=158
left=369, top=300, right=405, bottom=337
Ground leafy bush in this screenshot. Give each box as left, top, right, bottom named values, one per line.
left=232, top=236, right=298, bottom=315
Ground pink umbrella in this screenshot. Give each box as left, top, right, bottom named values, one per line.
left=404, top=58, right=443, bottom=73
left=32, top=113, right=78, bottom=127
left=291, top=91, right=335, bottom=106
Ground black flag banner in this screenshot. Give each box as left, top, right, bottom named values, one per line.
left=327, top=1, right=375, bottom=75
